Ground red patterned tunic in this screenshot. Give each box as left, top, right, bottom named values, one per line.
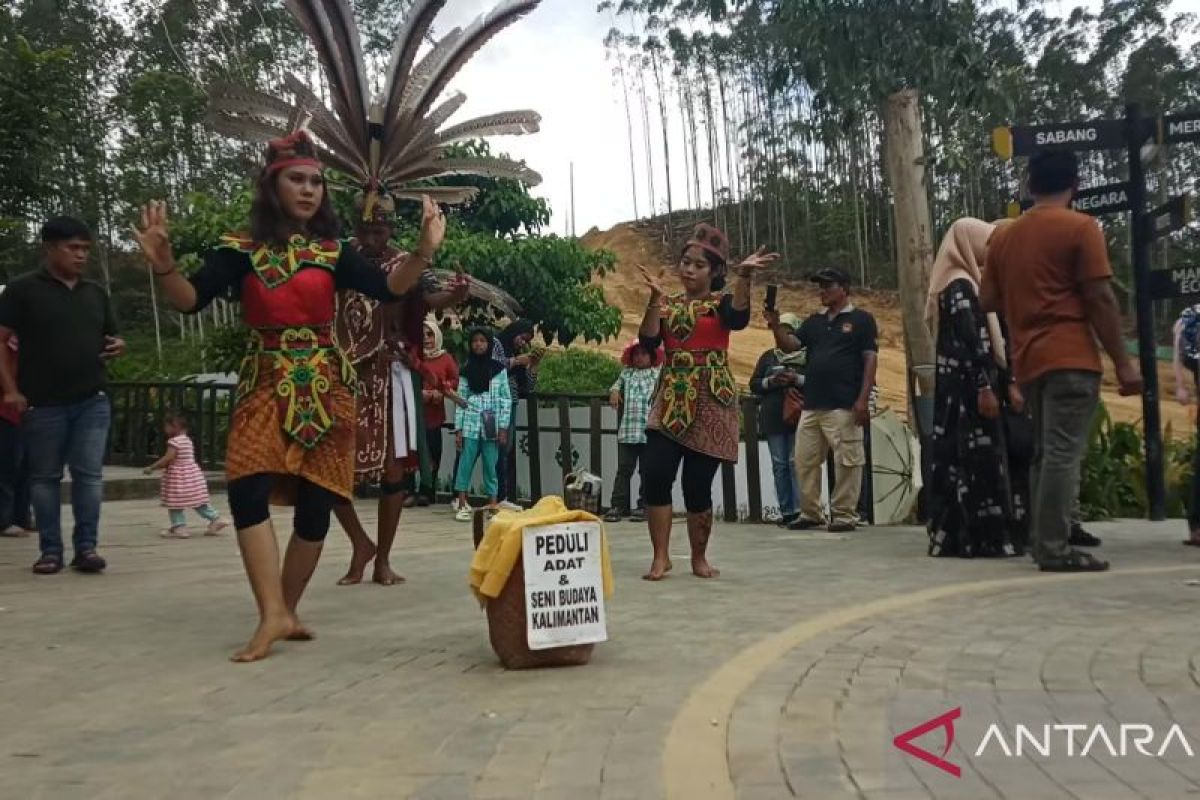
left=187, top=234, right=399, bottom=503
left=643, top=293, right=750, bottom=462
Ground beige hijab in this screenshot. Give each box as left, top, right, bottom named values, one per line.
left=925, top=217, right=1008, bottom=369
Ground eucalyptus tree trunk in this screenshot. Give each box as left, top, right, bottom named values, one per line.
left=884, top=89, right=936, bottom=406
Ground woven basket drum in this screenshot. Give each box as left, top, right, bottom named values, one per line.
left=485, top=557, right=595, bottom=669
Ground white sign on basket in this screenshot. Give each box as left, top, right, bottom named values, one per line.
left=522, top=521, right=607, bottom=650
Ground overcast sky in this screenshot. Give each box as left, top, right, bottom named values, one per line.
left=435, top=0, right=1200, bottom=235
left=437, top=0, right=640, bottom=235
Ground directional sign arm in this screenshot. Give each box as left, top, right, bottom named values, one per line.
left=1147, top=194, right=1191, bottom=241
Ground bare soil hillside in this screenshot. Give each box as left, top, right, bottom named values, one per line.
left=580, top=223, right=1191, bottom=434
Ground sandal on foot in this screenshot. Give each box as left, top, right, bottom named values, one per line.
left=1068, top=525, right=1102, bottom=547
left=1038, top=550, right=1109, bottom=572
left=160, top=526, right=190, bottom=539
left=32, top=554, right=63, bottom=575
left=70, top=551, right=107, bottom=573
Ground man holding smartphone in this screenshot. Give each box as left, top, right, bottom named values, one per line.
left=751, top=310, right=805, bottom=525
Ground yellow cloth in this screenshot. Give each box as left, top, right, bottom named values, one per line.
left=469, top=496, right=615, bottom=603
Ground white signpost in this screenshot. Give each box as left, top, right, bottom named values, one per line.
left=522, top=521, right=607, bottom=650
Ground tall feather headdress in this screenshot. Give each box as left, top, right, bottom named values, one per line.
left=207, top=0, right=543, bottom=221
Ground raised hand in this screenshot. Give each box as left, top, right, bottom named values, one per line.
left=636, top=264, right=666, bottom=301
left=737, top=246, right=780, bottom=274
left=417, top=195, right=446, bottom=258
left=133, top=201, right=174, bottom=272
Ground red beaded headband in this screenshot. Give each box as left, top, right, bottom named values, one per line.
left=265, top=157, right=322, bottom=175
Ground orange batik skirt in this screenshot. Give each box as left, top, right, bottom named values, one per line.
left=225, top=329, right=358, bottom=504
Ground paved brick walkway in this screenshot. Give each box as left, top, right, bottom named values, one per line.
left=2, top=496, right=1199, bottom=799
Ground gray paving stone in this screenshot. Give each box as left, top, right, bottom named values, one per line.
left=4, top=501, right=1198, bottom=799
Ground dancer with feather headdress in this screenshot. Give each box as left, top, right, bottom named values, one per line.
left=133, top=0, right=543, bottom=662
left=210, top=0, right=542, bottom=589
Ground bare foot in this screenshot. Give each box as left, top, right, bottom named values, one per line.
left=230, top=614, right=294, bottom=663
left=337, top=542, right=377, bottom=586
left=372, top=563, right=406, bottom=586
left=691, top=557, right=720, bottom=579
left=286, top=617, right=315, bottom=641
left=642, top=559, right=671, bottom=581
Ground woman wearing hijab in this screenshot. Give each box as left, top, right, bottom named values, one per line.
left=925, top=218, right=1023, bottom=558
left=454, top=328, right=511, bottom=520
left=749, top=313, right=805, bottom=526
left=418, top=317, right=458, bottom=506
left=492, top=318, right=540, bottom=501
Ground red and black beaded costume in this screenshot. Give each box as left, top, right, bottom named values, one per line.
left=639, top=223, right=751, bottom=516
left=645, top=293, right=744, bottom=462
left=202, top=0, right=548, bottom=496
left=187, top=231, right=401, bottom=504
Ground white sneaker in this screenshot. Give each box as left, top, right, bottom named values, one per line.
left=160, top=526, right=190, bottom=539
left=205, top=519, right=229, bottom=536
left=455, top=506, right=473, bottom=522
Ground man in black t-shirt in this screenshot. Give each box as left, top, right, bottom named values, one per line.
left=0, top=217, right=123, bottom=575
left=767, top=267, right=878, bottom=532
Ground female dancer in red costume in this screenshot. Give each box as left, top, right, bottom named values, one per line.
left=133, top=131, right=445, bottom=661
left=637, top=224, right=777, bottom=580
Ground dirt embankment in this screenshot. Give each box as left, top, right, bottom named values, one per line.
left=579, top=222, right=1191, bottom=434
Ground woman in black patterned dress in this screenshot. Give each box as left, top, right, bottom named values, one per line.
left=925, top=218, right=1023, bottom=558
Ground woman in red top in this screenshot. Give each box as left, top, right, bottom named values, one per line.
left=133, top=131, right=445, bottom=662
left=637, top=224, right=777, bottom=581
left=418, top=317, right=459, bottom=505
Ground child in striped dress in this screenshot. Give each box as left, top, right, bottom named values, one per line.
left=144, top=412, right=227, bottom=538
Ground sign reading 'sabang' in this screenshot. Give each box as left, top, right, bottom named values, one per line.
left=993, top=119, right=1126, bottom=160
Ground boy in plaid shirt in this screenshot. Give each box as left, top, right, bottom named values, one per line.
left=605, top=341, right=663, bottom=522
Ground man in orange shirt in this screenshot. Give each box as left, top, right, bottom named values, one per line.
left=982, top=150, right=1142, bottom=572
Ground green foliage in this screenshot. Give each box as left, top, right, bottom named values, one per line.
left=1079, top=401, right=1194, bottom=520
left=533, top=349, right=622, bottom=396
left=105, top=333, right=228, bottom=381
left=400, top=225, right=621, bottom=346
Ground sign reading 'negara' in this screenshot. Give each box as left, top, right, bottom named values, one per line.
left=1012, top=182, right=1131, bottom=218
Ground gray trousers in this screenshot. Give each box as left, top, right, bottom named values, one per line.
left=1023, top=370, right=1100, bottom=563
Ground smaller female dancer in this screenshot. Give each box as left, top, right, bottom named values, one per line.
left=637, top=223, right=777, bottom=580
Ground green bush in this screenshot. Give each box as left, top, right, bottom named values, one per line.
left=1079, top=401, right=1194, bottom=520
left=534, top=349, right=622, bottom=396
left=107, top=333, right=234, bottom=382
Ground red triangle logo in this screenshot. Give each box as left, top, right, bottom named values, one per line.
left=893, top=707, right=962, bottom=777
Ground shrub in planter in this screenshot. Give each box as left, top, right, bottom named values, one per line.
left=534, top=349, right=622, bottom=396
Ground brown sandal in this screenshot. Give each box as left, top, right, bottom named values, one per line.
left=32, top=554, right=63, bottom=575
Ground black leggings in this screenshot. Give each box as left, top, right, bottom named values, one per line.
left=227, top=474, right=340, bottom=541
left=640, top=431, right=722, bottom=513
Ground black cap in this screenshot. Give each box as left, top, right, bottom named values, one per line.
left=809, top=267, right=851, bottom=287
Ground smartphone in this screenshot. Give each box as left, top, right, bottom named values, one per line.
left=765, top=284, right=779, bottom=311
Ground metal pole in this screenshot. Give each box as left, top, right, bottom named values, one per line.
left=1126, top=102, right=1166, bottom=520
left=570, top=161, right=576, bottom=238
